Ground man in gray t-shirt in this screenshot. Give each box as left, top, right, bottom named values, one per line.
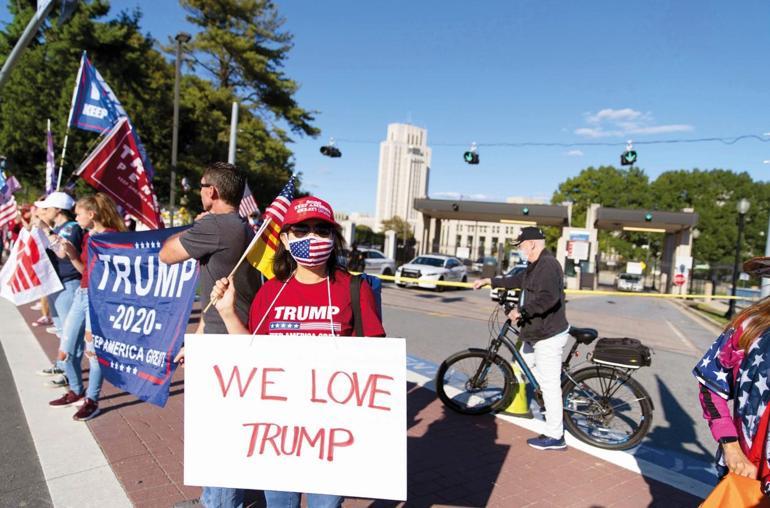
left=160, top=162, right=260, bottom=333
left=178, top=212, right=259, bottom=332
left=159, top=162, right=258, bottom=507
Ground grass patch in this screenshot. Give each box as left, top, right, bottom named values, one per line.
left=691, top=303, right=730, bottom=326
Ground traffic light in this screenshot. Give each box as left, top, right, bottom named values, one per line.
left=463, top=151, right=479, bottom=164
left=644, top=212, right=653, bottom=222
left=620, top=141, right=637, bottom=166
left=320, top=145, right=342, bottom=158
left=463, top=142, right=479, bottom=165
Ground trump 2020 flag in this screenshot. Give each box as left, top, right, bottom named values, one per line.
left=0, top=228, right=63, bottom=306
left=76, top=118, right=162, bottom=229
left=88, top=227, right=198, bottom=407
left=66, top=52, right=155, bottom=178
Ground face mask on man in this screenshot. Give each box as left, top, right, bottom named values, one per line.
left=288, top=236, right=334, bottom=267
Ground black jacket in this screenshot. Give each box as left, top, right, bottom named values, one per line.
left=491, top=250, right=569, bottom=342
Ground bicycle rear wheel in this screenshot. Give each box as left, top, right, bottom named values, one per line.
left=562, top=366, right=653, bottom=450
left=436, top=349, right=515, bottom=415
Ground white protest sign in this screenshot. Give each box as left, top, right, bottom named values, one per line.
left=184, top=334, right=407, bottom=501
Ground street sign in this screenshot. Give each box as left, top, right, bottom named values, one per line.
left=673, top=273, right=687, bottom=286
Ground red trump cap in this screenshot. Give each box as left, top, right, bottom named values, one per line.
left=282, top=196, right=338, bottom=227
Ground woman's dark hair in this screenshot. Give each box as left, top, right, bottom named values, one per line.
left=273, top=224, right=347, bottom=282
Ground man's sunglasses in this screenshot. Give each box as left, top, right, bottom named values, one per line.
left=288, top=223, right=333, bottom=238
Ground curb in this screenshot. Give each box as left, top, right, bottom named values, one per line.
left=0, top=300, right=131, bottom=507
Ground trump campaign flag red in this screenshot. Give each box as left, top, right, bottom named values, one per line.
left=0, top=228, right=63, bottom=306
left=75, top=118, right=162, bottom=229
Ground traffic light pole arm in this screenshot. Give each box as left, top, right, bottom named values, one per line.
left=0, top=1, right=57, bottom=90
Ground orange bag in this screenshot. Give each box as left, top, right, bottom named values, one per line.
left=700, top=473, right=770, bottom=508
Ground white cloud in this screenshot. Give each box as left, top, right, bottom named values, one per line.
left=566, top=149, right=584, bottom=157
left=575, top=108, right=693, bottom=138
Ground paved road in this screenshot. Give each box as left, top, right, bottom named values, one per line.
left=381, top=284, right=722, bottom=485
left=0, top=342, right=53, bottom=508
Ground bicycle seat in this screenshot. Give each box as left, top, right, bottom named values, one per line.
left=569, top=327, right=598, bottom=345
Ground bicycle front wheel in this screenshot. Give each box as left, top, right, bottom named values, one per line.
left=436, top=349, right=515, bottom=415
left=562, top=366, right=653, bottom=450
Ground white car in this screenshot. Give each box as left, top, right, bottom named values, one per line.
left=617, top=273, right=644, bottom=292
left=395, top=254, right=468, bottom=291
left=359, top=248, right=396, bottom=276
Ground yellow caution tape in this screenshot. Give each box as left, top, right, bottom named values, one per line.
left=352, top=272, right=757, bottom=301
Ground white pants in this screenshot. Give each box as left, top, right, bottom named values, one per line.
left=521, top=329, right=569, bottom=439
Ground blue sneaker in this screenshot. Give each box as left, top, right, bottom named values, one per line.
left=527, top=434, right=567, bottom=450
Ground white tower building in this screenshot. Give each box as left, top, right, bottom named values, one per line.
left=374, top=123, right=431, bottom=231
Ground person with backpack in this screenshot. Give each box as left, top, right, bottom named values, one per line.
left=209, top=196, right=385, bottom=508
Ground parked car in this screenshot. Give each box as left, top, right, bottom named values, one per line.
left=472, top=256, right=498, bottom=273
left=359, top=248, right=396, bottom=276
left=490, top=264, right=527, bottom=302
left=395, top=254, right=468, bottom=292
left=617, top=272, right=644, bottom=292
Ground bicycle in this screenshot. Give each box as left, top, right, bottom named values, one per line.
left=435, top=289, right=654, bottom=450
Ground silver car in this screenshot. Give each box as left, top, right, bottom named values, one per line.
left=359, top=248, right=396, bottom=276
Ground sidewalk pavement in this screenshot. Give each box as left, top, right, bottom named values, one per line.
left=11, top=301, right=703, bottom=508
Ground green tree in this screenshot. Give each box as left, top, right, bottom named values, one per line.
left=176, top=0, right=321, bottom=206
left=552, top=165, right=653, bottom=260
left=381, top=216, right=414, bottom=240
left=0, top=0, right=315, bottom=211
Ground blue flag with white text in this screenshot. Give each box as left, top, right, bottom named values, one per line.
left=67, top=52, right=155, bottom=178
left=88, top=227, right=198, bottom=407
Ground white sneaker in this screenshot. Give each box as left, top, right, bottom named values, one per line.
left=30, top=302, right=42, bottom=311
left=45, top=326, right=59, bottom=336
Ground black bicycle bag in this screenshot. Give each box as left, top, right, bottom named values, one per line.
left=591, top=337, right=651, bottom=369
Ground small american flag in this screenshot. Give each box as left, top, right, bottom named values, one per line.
left=289, top=237, right=334, bottom=267
left=238, top=183, right=260, bottom=219
left=263, top=176, right=295, bottom=224
left=0, top=196, right=18, bottom=229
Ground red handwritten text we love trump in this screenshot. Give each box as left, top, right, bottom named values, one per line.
left=212, top=365, right=395, bottom=463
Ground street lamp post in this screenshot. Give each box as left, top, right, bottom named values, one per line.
left=688, top=228, right=700, bottom=296
left=727, top=198, right=750, bottom=318
left=170, top=32, right=191, bottom=227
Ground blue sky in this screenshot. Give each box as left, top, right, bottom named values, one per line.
left=3, top=1, right=770, bottom=214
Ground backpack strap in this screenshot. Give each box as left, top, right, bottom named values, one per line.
left=349, top=274, right=364, bottom=336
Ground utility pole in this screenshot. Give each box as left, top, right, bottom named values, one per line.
left=0, top=1, right=57, bottom=90
left=170, top=32, right=191, bottom=227
left=228, top=102, right=239, bottom=164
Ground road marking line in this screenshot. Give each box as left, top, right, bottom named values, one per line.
left=665, top=318, right=699, bottom=354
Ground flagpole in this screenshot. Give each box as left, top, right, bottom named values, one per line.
left=58, top=52, right=88, bottom=191
left=202, top=216, right=274, bottom=314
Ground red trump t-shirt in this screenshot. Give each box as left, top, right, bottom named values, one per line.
left=248, top=270, right=385, bottom=337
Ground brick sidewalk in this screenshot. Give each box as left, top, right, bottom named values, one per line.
left=20, top=303, right=702, bottom=508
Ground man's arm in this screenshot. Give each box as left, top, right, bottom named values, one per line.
left=159, top=233, right=191, bottom=264
left=491, top=269, right=524, bottom=289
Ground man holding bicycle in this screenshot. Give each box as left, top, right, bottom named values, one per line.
left=474, top=226, right=570, bottom=450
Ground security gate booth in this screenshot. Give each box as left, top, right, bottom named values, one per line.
left=564, top=204, right=699, bottom=293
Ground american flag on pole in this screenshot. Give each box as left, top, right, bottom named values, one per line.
left=245, top=176, right=295, bottom=279
left=0, top=228, right=63, bottom=306
left=238, top=183, right=260, bottom=219
left=0, top=196, right=18, bottom=229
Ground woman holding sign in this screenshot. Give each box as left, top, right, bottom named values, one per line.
left=210, top=196, right=385, bottom=508
left=49, top=193, right=126, bottom=421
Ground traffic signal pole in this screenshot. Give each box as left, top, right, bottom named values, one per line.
left=0, top=1, right=57, bottom=91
